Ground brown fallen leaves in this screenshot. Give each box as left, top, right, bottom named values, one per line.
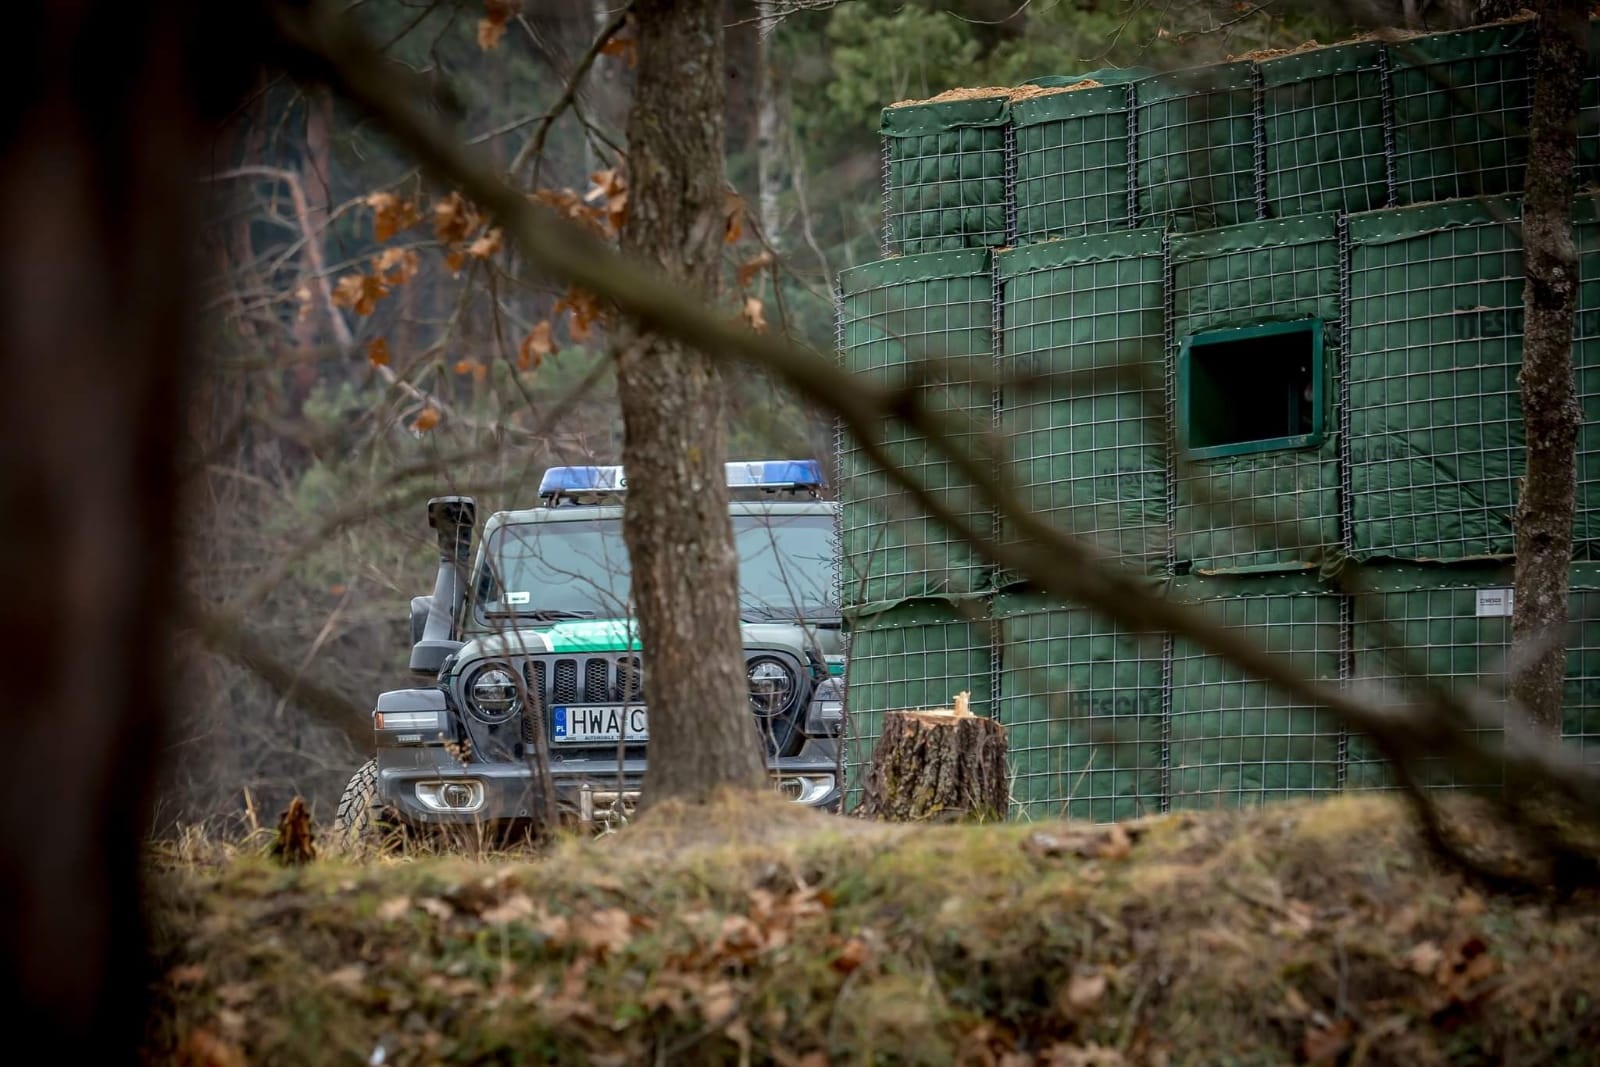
left=1023, top=823, right=1136, bottom=862
left=478, top=0, right=520, bottom=51
left=270, top=796, right=315, bottom=866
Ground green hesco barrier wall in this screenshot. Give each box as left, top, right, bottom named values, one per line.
left=1346, top=198, right=1524, bottom=561
left=1168, top=574, right=1345, bottom=809
left=1135, top=62, right=1258, bottom=233
left=995, top=591, right=1165, bottom=822
left=1579, top=203, right=1600, bottom=553
left=837, top=250, right=995, bottom=608
left=997, top=231, right=1166, bottom=570
left=1344, top=565, right=1600, bottom=789
left=1260, top=42, right=1390, bottom=219
left=1388, top=22, right=1531, bottom=207
left=1012, top=83, right=1130, bottom=242
left=841, top=599, right=995, bottom=810
left=1169, top=215, right=1341, bottom=573
left=881, top=95, right=1010, bottom=255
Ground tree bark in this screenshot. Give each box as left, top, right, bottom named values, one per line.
left=615, top=0, right=767, bottom=803
left=755, top=2, right=785, bottom=250
left=859, top=708, right=1009, bottom=821
left=1511, top=0, right=1588, bottom=733
left=0, top=1, right=260, bottom=1053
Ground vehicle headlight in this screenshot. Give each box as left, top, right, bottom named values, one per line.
left=466, top=663, right=521, bottom=723
left=746, top=656, right=799, bottom=717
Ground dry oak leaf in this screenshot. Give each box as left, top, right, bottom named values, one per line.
left=332, top=272, right=388, bottom=316
left=374, top=247, right=421, bottom=285
left=433, top=190, right=479, bottom=246
left=326, top=964, right=367, bottom=995
left=738, top=250, right=774, bottom=289
left=1300, top=1017, right=1354, bottom=1065
left=166, top=963, right=207, bottom=987
left=1060, top=970, right=1107, bottom=1014
left=467, top=228, right=503, bottom=259
left=366, top=191, right=421, bottom=242
left=599, top=32, right=636, bottom=66
left=477, top=0, right=520, bottom=51
left=831, top=936, right=871, bottom=975
left=366, top=337, right=391, bottom=368
left=519, top=320, right=555, bottom=370
left=699, top=979, right=739, bottom=1026
left=572, top=907, right=633, bottom=957
left=743, top=296, right=767, bottom=332
left=481, top=892, right=537, bottom=926
left=175, top=1028, right=246, bottom=1067
left=413, top=406, right=442, bottom=433
left=376, top=896, right=411, bottom=922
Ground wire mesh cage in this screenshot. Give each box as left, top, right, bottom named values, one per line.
left=840, top=599, right=995, bottom=810
left=1012, top=82, right=1134, bottom=243
left=996, top=231, right=1167, bottom=571
left=1135, top=62, right=1260, bottom=233
left=995, top=591, right=1166, bottom=822
left=1387, top=21, right=1532, bottom=207
left=1575, top=196, right=1600, bottom=556
left=1167, top=575, right=1345, bottom=810
left=836, top=250, right=997, bottom=609
left=1168, top=214, right=1342, bottom=573
left=1260, top=41, right=1392, bottom=218
left=1346, top=198, right=1525, bottom=562
left=881, top=94, right=1012, bottom=255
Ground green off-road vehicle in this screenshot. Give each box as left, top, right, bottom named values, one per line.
left=334, top=460, right=844, bottom=841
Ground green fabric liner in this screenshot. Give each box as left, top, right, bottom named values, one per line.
left=1010, top=84, right=1129, bottom=127
left=994, top=594, right=1165, bottom=821
left=1135, top=60, right=1254, bottom=102
left=837, top=253, right=994, bottom=606
left=1169, top=212, right=1340, bottom=260
left=843, top=592, right=992, bottom=626
left=1257, top=41, right=1384, bottom=85
left=1134, top=61, right=1257, bottom=232
left=1383, top=20, right=1534, bottom=70
left=1261, top=44, right=1387, bottom=218
left=838, top=248, right=992, bottom=292
left=996, top=229, right=1162, bottom=275
left=1024, top=67, right=1152, bottom=89
left=880, top=94, right=1010, bottom=137
left=1346, top=203, right=1524, bottom=561
left=1347, top=196, right=1523, bottom=246
left=998, top=234, right=1167, bottom=569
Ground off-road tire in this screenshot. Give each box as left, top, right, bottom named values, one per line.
left=333, top=759, right=398, bottom=851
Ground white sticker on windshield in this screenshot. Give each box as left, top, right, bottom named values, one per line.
left=505, top=591, right=532, bottom=605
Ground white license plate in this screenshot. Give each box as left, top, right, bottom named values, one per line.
left=551, top=705, right=649, bottom=743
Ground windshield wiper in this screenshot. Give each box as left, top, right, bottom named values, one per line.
left=742, top=603, right=841, bottom=625
left=485, top=606, right=596, bottom=620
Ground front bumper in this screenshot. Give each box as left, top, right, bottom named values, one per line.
left=374, top=742, right=841, bottom=828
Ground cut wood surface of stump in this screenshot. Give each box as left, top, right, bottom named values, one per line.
left=859, top=691, right=1008, bottom=821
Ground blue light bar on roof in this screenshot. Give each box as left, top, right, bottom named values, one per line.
left=725, top=460, right=825, bottom=489
left=538, top=465, right=625, bottom=497
left=538, top=459, right=824, bottom=501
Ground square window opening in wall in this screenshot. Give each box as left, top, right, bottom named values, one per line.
left=1177, top=318, right=1325, bottom=461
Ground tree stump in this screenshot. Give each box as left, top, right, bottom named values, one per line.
left=858, top=692, right=1008, bottom=821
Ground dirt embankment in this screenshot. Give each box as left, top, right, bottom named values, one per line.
left=148, top=794, right=1600, bottom=1066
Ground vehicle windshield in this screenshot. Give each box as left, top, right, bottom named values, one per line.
left=476, top=512, right=835, bottom=621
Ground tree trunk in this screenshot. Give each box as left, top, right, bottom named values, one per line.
left=1511, top=0, right=1587, bottom=733
left=859, top=704, right=1009, bottom=821
left=0, top=1, right=254, bottom=1052
left=755, top=2, right=785, bottom=249
left=616, top=0, right=767, bottom=803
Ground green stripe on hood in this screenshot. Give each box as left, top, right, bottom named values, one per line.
left=542, top=618, right=642, bottom=653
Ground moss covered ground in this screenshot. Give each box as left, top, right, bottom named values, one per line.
left=147, top=793, right=1600, bottom=1066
